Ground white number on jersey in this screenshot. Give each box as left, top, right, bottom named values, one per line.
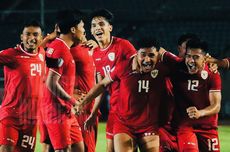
left=208, top=138, right=219, bottom=151
left=30, top=63, right=42, bottom=76
left=21, top=135, right=35, bottom=149
left=138, top=80, right=149, bottom=93
left=187, top=80, right=199, bottom=91
left=102, top=65, right=111, bottom=76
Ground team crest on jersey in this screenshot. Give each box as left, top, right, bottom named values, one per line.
left=201, top=70, right=208, bottom=80
left=38, top=53, right=44, bottom=61
left=151, top=69, right=158, bottom=78
left=108, top=52, right=115, bottom=61
left=47, top=48, right=54, bottom=55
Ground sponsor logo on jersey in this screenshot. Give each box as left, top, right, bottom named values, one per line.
left=201, top=70, right=208, bottom=80
left=108, top=52, right=115, bottom=61
left=20, top=56, right=30, bottom=58
left=151, top=69, right=158, bottom=78
left=38, top=53, right=44, bottom=61
left=47, top=48, right=54, bottom=55
left=95, top=58, right=101, bottom=61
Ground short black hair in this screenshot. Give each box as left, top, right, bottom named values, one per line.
left=22, top=19, right=43, bottom=32
left=177, top=33, right=199, bottom=46
left=135, top=37, right=160, bottom=51
left=56, top=9, right=83, bottom=34
left=89, top=8, right=114, bottom=25
left=186, top=38, right=208, bottom=54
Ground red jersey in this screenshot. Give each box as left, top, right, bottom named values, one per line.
left=42, top=38, right=75, bottom=122
left=92, top=37, right=136, bottom=113
left=109, top=59, right=171, bottom=129
left=162, top=52, right=222, bottom=128
left=0, top=45, right=45, bottom=124
left=70, top=45, right=95, bottom=113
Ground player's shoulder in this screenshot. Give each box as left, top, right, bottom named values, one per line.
left=0, top=47, right=18, bottom=56
left=203, top=64, right=221, bottom=79
left=113, top=36, right=131, bottom=45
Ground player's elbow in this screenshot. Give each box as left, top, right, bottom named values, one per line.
left=215, top=104, right=221, bottom=114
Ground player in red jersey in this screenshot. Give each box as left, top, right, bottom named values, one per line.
left=39, top=10, right=85, bottom=152
left=161, top=39, right=222, bottom=152
left=70, top=36, right=99, bottom=152
left=159, top=34, right=199, bottom=152
left=0, top=20, right=45, bottom=152
left=75, top=38, right=176, bottom=152
left=86, top=9, right=137, bottom=152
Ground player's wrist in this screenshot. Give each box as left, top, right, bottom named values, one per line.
left=200, top=110, right=205, bottom=117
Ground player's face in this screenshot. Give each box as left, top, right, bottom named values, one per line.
left=178, top=41, right=187, bottom=58
left=185, top=48, right=205, bottom=74
left=91, top=16, right=112, bottom=43
left=21, top=26, right=43, bottom=53
left=73, top=20, right=86, bottom=43
left=137, top=47, right=159, bottom=73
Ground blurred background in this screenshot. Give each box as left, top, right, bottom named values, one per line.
left=0, top=0, right=230, bottom=121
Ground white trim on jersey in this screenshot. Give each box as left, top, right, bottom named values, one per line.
left=100, top=36, right=114, bottom=51
left=19, top=45, right=38, bottom=56
left=49, top=69, right=62, bottom=77
left=56, top=38, right=70, bottom=50
left=209, top=90, right=221, bottom=92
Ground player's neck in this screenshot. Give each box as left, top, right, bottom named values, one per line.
left=99, top=36, right=113, bottom=49
left=59, top=34, right=74, bottom=48
left=21, top=44, right=38, bottom=54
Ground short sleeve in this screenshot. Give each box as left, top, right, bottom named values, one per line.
left=0, top=48, right=17, bottom=67
left=120, top=40, right=137, bottom=60
left=209, top=72, right=222, bottom=92
left=46, top=47, right=64, bottom=76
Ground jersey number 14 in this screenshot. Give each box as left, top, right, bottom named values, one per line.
left=138, top=80, right=149, bottom=93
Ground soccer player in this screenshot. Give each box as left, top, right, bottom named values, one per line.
left=161, top=39, right=222, bottom=152
left=0, top=20, right=45, bottom=152
left=177, top=33, right=199, bottom=57
left=76, top=37, right=177, bottom=152
left=70, top=36, right=99, bottom=152
left=159, top=33, right=199, bottom=152
left=39, top=10, right=85, bottom=152
left=86, top=9, right=137, bottom=152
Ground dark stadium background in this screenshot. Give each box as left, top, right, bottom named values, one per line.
left=0, top=0, right=229, bottom=122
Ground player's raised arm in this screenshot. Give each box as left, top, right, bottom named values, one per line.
left=206, top=56, right=230, bottom=70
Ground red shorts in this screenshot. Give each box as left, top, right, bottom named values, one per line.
left=159, top=126, right=178, bottom=152
left=113, top=117, right=158, bottom=139
left=77, top=113, right=98, bottom=152
left=177, top=126, right=220, bottom=152
left=40, top=114, right=83, bottom=150
left=106, top=112, right=116, bottom=139
left=0, top=118, right=37, bottom=152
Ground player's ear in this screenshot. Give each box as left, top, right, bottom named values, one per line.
left=109, top=25, right=113, bottom=32
left=20, top=34, right=23, bottom=41
left=70, top=27, right=76, bottom=33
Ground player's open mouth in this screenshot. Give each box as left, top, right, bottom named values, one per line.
left=95, top=31, right=103, bottom=37
left=187, top=62, right=197, bottom=73
left=142, top=62, right=153, bottom=71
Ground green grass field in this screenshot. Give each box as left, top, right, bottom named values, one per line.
left=35, top=122, right=230, bottom=152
